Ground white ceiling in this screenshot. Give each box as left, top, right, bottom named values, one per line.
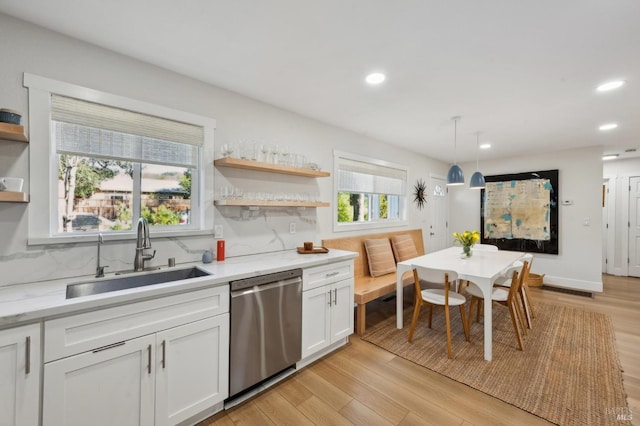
left=1, top=0, right=638, bottom=163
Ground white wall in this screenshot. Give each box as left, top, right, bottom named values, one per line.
left=0, top=14, right=447, bottom=287
left=449, top=146, right=603, bottom=292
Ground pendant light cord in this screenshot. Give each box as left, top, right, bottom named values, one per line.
left=475, top=132, right=480, bottom=171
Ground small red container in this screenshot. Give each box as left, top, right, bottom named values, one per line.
left=216, top=240, right=225, bottom=261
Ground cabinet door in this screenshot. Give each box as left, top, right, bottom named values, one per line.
left=43, top=334, right=155, bottom=426
left=301, top=286, right=332, bottom=359
left=155, top=314, right=230, bottom=426
left=0, top=324, right=40, bottom=426
left=330, top=278, right=354, bottom=342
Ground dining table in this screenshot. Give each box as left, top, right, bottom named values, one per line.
left=396, top=246, right=525, bottom=361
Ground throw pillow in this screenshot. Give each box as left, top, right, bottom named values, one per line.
left=364, top=238, right=397, bottom=277
left=390, top=234, right=419, bottom=262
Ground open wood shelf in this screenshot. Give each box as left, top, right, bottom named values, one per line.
left=0, top=123, right=28, bottom=143
left=214, top=157, right=330, bottom=177
left=214, top=199, right=329, bottom=208
left=0, top=191, right=29, bottom=203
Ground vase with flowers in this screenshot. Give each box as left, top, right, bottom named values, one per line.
left=453, top=230, right=480, bottom=258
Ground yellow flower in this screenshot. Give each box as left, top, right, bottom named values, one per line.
left=453, top=230, right=480, bottom=247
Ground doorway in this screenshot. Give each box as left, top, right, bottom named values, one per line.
left=427, top=175, right=449, bottom=252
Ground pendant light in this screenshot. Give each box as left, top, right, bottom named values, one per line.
left=446, top=116, right=464, bottom=186
left=469, top=132, right=486, bottom=189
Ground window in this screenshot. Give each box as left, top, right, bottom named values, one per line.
left=334, top=151, right=408, bottom=231
left=52, top=95, right=201, bottom=234
left=25, top=74, right=216, bottom=243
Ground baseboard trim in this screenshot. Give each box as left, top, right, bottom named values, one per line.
left=541, top=275, right=603, bottom=293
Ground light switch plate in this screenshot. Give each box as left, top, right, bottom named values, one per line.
left=214, top=225, right=223, bottom=238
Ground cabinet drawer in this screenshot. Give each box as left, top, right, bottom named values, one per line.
left=303, top=260, right=353, bottom=291
left=44, top=286, right=229, bottom=362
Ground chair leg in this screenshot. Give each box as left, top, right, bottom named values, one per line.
left=444, top=304, right=453, bottom=359
left=427, top=304, right=433, bottom=328
left=459, top=305, right=470, bottom=341
left=408, top=300, right=422, bottom=343
left=518, top=289, right=532, bottom=330
left=513, top=296, right=528, bottom=336
left=468, top=297, right=477, bottom=324
left=522, top=283, right=536, bottom=319
left=508, top=300, right=525, bottom=351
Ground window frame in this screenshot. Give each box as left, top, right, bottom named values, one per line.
left=333, top=150, right=408, bottom=232
left=24, top=73, right=216, bottom=245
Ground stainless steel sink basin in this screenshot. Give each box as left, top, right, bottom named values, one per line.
left=66, top=267, right=211, bottom=299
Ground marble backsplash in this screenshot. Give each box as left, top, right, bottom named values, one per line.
left=0, top=206, right=317, bottom=287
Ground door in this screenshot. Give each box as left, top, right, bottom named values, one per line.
left=43, top=334, right=155, bottom=426
left=602, top=180, right=609, bottom=273
left=330, top=278, right=354, bottom=342
left=428, top=176, right=449, bottom=252
left=0, top=324, right=40, bottom=426
left=155, top=315, right=229, bottom=426
left=629, top=177, right=640, bottom=277
left=301, top=286, right=331, bottom=359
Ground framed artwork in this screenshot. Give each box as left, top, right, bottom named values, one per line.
left=480, top=169, right=558, bottom=254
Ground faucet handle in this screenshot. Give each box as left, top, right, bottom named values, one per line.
left=95, top=265, right=108, bottom=278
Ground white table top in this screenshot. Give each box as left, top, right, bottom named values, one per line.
left=398, top=246, right=525, bottom=282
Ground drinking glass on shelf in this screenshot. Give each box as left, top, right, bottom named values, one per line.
left=260, top=144, right=270, bottom=163
left=271, top=144, right=280, bottom=164
left=280, top=146, right=290, bottom=166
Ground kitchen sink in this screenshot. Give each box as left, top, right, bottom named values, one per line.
left=66, top=267, right=211, bottom=299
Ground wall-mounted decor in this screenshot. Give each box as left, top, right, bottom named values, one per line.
left=413, top=178, right=427, bottom=209
left=480, top=169, right=558, bottom=254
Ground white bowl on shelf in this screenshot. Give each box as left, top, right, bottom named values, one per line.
left=0, top=177, right=24, bottom=192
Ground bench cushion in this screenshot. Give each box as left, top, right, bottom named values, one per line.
left=363, top=238, right=397, bottom=277
left=390, top=234, right=419, bottom=262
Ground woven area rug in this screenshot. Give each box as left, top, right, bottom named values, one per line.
left=361, top=301, right=629, bottom=425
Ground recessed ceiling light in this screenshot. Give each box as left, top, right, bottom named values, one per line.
left=599, top=123, right=618, bottom=131
left=365, top=72, right=386, bottom=85
left=602, top=154, right=619, bottom=161
left=596, top=80, right=626, bottom=92
left=479, top=143, right=491, bottom=149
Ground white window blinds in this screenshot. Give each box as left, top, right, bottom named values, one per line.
left=337, top=157, right=407, bottom=195
left=52, top=95, right=203, bottom=168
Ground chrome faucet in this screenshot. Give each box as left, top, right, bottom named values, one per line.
left=134, top=217, right=156, bottom=272
left=95, top=233, right=108, bottom=278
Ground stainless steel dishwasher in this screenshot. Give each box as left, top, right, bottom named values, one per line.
left=228, top=268, right=302, bottom=399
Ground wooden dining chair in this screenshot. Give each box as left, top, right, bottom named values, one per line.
left=495, top=254, right=536, bottom=328
left=408, top=267, right=470, bottom=359
left=466, top=262, right=528, bottom=351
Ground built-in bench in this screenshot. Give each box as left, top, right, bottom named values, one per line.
left=323, top=229, right=424, bottom=335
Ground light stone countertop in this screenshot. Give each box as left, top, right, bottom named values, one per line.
left=0, top=249, right=357, bottom=328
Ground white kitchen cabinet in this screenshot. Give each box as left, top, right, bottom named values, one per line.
left=0, top=323, right=41, bottom=426
left=43, top=286, right=230, bottom=426
left=43, top=334, right=156, bottom=426
left=155, top=315, right=229, bottom=426
left=301, top=261, right=354, bottom=360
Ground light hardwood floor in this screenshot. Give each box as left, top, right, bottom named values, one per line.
left=200, top=274, right=639, bottom=425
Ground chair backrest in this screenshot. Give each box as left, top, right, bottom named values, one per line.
left=474, top=243, right=499, bottom=252
left=412, top=266, right=458, bottom=300
left=507, top=260, right=529, bottom=302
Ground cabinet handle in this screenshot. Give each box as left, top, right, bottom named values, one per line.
left=92, top=341, right=126, bottom=353
left=147, top=344, right=152, bottom=374
left=25, top=336, right=31, bottom=375
left=327, top=290, right=332, bottom=306
left=161, top=340, right=166, bottom=369
left=333, top=288, right=338, bottom=305
left=325, top=271, right=340, bottom=278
